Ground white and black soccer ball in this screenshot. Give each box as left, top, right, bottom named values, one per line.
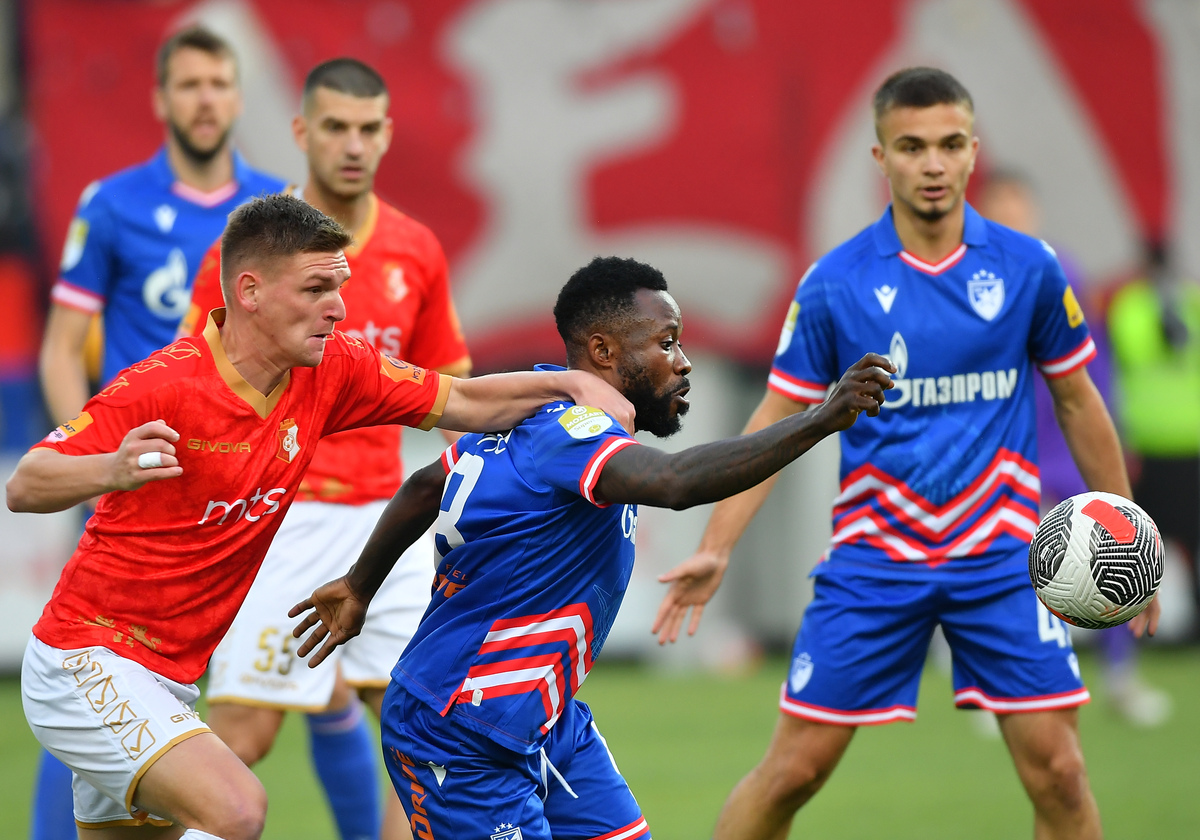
left=1028, top=491, right=1164, bottom=629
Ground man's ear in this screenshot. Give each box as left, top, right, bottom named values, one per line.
left=233, top=270, right=261, bottom=313
left=587, top=333, right=617, bottom=370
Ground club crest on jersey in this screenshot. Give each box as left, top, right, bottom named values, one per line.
left=491, top=825, right=522, bottom=840
left=385, top=263, right=408, bottom=302
left=559, top=405, right=613, bottom=439
left=276, top=418, right=300, bottom=463
left=789, top=652, right=813, bottom=693
left=967, top=270, right=1005, bottom=321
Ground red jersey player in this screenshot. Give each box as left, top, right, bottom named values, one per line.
left=182, top=59, right=472, bottom=840
left=10, top=193, right=631, bottom=840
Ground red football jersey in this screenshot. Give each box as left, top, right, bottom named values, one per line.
left=184, top=194, right=470, bottom=504
left=31, top=311, right=450, bottom=683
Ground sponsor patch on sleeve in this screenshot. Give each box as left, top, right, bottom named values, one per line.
left=381, top=355, right=427, bottom=385
left=776, top=300, right=800, bottom=356
left=558, top=405, right=613, bottom=440
left=44, top=411, right=93, bottom=443
left=1062, top=286, right=1085, bottom=329
left=60, top=218, right=89, bottom=271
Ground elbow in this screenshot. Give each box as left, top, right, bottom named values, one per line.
left=6, top=475, right=31, bottom=513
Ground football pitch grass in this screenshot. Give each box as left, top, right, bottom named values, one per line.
left=4, top=648, right=1199, bottom=839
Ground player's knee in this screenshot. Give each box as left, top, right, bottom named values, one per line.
left=1028, top=746, right=1090, bottom=813
left=205, top=776, right=268, bottom=840
left=760, top=752, right=836, bottom=811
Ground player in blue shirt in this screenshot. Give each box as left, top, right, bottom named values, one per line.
left=31, top=25, right=283, bottom=840
left=652, top=68, right=1159, bottom=840
left=290, top=256, right=895, bottom=840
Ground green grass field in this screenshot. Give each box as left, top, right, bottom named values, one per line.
left=4, top=649, right=1199, bottom=838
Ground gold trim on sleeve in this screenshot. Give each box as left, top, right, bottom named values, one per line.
left=418, top=374, right=452, bottom=432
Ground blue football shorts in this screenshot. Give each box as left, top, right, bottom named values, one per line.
left=381, top=683, right=651, bottom=840
left=781, top=562, right=1089, bottom=725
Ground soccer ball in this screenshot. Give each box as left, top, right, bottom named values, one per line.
left=1028, top=491, right=1164, bottom=629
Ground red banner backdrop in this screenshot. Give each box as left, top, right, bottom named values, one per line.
left=24, top=0, right=1173, bottom=369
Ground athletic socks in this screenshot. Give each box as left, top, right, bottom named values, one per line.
left=306, top=701, right=380, bottom=840
left=30, top=749, right=75, bottom=840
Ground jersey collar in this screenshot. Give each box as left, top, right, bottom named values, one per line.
left=872, top=202, right=989, bottom=258
left=203, top=308, right=291, bottom=419
left=152, top=145, right=246, bottom=207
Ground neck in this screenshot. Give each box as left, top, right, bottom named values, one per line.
left=891, top=199, right=965, bottom=264
left=218, top=315, right=289, bottom=396
left=303, top=181, right=373, bottom=237
left=165, top=138, right=235, bottom=193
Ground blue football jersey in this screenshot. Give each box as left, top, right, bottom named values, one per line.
left=770, top=204, right=1094, bottom=576
left=394, top=385, right=640, bottom=755
left=51, top=148, right=285, bottom=385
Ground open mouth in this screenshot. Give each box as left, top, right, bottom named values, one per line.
left=920, top=185, right=948, bottom=201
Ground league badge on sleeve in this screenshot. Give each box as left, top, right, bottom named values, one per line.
left=968, top=270, right=1005, bottom=321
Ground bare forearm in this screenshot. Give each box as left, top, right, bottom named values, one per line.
left=1056, top=391, right=1132, bottom=498
left=7, top=449, right=116, bottom=513
left=346, top=462, right=445, bottom=599
left=39, top=347, right=90, bottom=426
left=439, top=370, right=632, bottom=433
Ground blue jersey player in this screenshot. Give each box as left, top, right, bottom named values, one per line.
left=290, top=256, right=895, bottom=840
left=653, top=68, right=1158, bottom=840
left=31, top=25, right=282, bottom=840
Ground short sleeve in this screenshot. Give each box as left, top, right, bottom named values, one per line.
left=323, top=337, right=451, bottom=435
left=1028, top=243, right=1096, bottom=378
left=179, top=238, right=223, bottom=339
left=767, top=263, right=837, bottom=403
left=33, top=385, right=157, bottom=457
left=51, top=182, right=117, bottom=314
left=402, top=236, right=471, bottom=372
left=530, top=405, right=638, bottom=507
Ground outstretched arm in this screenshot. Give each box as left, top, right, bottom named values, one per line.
left=646, top=354, right=892, bottom=644
left=1046, top=366, right=1159, bottom=637
left=437, top=370, right=634, bottom=435
left=6, top=421, right=183, bottom=513
left=291, top=460, right=448, bottom=665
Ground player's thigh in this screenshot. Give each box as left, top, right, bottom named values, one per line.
left=206, top=502, right=353, bottom=711
left=21, top=637, right=210, bottom=831
left=541, top=701, right=649, bottom=840
left=780, top=571, right=938, bottom=724
left=380, top=683, right=553, bottom=840
left=939, top=567, right=1089, bottom=712
left=756, top=709, right=857, bottom=782
left=343, top=526, right=435, bottom=691
left=204, top=701, right=286, bottom=766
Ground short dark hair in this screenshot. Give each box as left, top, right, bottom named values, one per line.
left=873, top=67, right=973, bottom=136
left=554, top=257, right=669, bottom=363
left=303, top=58, right=388, bottom=110
left=156, top=25, right=237, bottom=88
left=220, top=194, right=352, bottom=298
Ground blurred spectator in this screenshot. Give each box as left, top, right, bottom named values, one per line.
left=1108, top=240, right=1200, bottom=631
left=982, top=170, right=1170, bottom=728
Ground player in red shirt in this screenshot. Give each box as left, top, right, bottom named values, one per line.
left=183, top=59, right=472, bottom=840
left=10, top=193, right=631, bottom=840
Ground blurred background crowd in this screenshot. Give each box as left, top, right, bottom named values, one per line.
left=2, top=0, right=1200, bottom=732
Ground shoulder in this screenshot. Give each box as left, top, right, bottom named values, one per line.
left=93, top=338, right=208, bottom=407
left=376, top=201, right=445, bottom=256
left=806, top=227, right=877, bottom=286
left=982, top=220, right=1060, bottom=272
left=536, top=403, right=630, bottom=444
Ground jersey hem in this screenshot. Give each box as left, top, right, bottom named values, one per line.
left=589, top=816, right=651, bottom=840
left=767, top=369, right=826, bottom=404
left=77, top=817, right=174, bottom=830
left=1039, top=336, right=1097, bottom=379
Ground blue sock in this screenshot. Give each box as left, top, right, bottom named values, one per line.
left=307, top=702, right=380, bottom=840
left=30, top=749, right=75, bottom=840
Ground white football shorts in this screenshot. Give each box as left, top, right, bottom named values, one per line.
left=21, top=636, right=210, bottom=829
left=206, top=499, right=435, bottom=709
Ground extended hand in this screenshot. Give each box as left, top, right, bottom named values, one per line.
left=651, top=549, right=729, bottom=645
left=289, top=578, right=370, bottom=667
left=1129, top=594, right=1160, bottom=639
left=815, top=353, right=895, bottom=432
left=111, top=420, right=182, bottom=490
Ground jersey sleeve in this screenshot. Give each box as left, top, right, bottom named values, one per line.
left=1028, top=242, right=1096, bottom=378
left=767, top=263, right=837, bottom=403
left=179, top=238, right=224, bottom=338
left=440, top=434, right=485, bottom=474
left=402, top=235, right=471, bottom=372
left=323, top=336, right=452, bottom=435
left=33, top=378, right=159, bottom=457
left=530, top=406, right=639, bottom=507
left=51, top=182, right=117, bottom=314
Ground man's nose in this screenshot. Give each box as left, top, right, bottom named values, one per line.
left=676, top=347, right=692, bottom=376
left=329, top=289, right=347, bottom=323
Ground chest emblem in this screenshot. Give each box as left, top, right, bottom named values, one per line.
left=873, top=284, right=898, bottom=313
left=154, top=204, right=177, bottom=233
left=386, top=263, right=407, bottom=303
left=276, top=418, right=301, bottom=463
left=968, top=270, right=1005, bottom=321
